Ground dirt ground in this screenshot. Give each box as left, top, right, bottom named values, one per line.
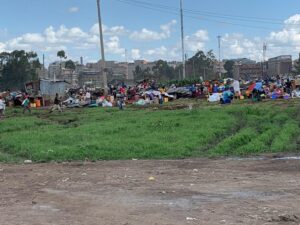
left=1, top=157, right=300, bottom=225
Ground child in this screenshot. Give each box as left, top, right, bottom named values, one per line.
left=22, top=95, right=31, bottom=114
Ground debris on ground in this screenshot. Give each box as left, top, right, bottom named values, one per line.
left=148, top=176, right=155, bottom=181
left=270, top=214, right=300, bottom=223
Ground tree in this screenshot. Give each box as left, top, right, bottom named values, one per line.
left=133, top=65, right=143, bottom=81
left=142, top=67, right=152, bottom=80
left=0, top=50, right=41, bottom=90
left=186, top=50, right=216, bottom=80
left=224, top=60, right=235, bottom=78
left=152, top=60, right=175, bottom=81
left=57, top=50, right=67, bottom=61
left=65, top=60, right=76, bottom=70
left=57, top=50, right=67, bottom=77
left=293, top=53, right=300, bottom=75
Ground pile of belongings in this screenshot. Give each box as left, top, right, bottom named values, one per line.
left=97, top=96, right=113, bottom=107
left=63, top=97, right=80, bottom=108
left=208, top=93, right=221, bottom=102
left=167, top=86, right=192, bottom=98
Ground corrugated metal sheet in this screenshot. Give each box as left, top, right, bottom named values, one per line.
left=40, top=80, right=67, bottom=97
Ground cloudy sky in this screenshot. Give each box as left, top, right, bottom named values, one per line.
left=0, top=0, right=300, bottom=65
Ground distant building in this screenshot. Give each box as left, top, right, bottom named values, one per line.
left=37, top=67, right=48, bottom=79
left=61, top=68, right=78, bottom=87
left=233, top=63, right=262, bottom=80
left=47, top=59, right=182, bottom=87
left=267, top=55, right=292, bottom=76
left=213, top=61, right=227, bottom=78
left=128, top=60, right=156, bottom=81
left=48, top=61, right=62, bottom=80
left=231, top=58, right=256, bottom=65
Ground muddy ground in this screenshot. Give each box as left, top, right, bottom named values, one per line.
left=1, top=157, right=300, bottom=225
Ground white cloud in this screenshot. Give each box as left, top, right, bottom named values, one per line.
left=3, top=14, right=300, bottom=66
left=219, top=14, right=300, bottom=61
left=105, top=36, right=124, bottom=54
left=44, top=26, right=58, bottom=44
left=268, top=14, right=300, bottom=46
left=145, top=46, right=168, bottom=56
left=90, top=24, right=128, bottom=36
left=131, top=49, right=141, bottom=59
left=7, top=37, right=31, bottom=51
left=284, top=14, right=300, bottom=25
left=0, top=42, right=6, bottom=52
left=221, top=33, right=263, bottom=60
left=68, top=27, right=88, bottom=39
left=130, top=20, right=177, bottom=41
left=185, top=30, right=209, bottom=52
left=69, top=7, right=79, bottom=13
left=45, top=45, right=67, bottom=52
left=22, top=33, right=45, bottom=43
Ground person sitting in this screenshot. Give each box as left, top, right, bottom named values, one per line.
left=220, top=88, right=233, bottom=104
left=252, top=80, right=263, bottom=102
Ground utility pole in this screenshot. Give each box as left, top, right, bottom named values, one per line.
left=96, top=0, right=107, bottom=92
left=180, top=0, right=186, bottom=80
left=192, top=59, right=195, bottom=80
left=125, top=49, right=129, bottom=80
left=217, top=35, right=222, bottom=78
left=42, top=54, right=45, bottom=78
left=263, top=42, right=267, bottom=80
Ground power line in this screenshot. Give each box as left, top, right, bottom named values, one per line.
left=114, top=0, right=285, bottom=31
left=123, top=0, right=284, bottom=22
left=115, top=0, right=285, bottom=24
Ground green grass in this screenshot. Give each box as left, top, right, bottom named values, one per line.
left=0, top=99, right=299, bottom=162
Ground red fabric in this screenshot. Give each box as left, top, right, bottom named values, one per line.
left=248, top=83, right=256, bottom=92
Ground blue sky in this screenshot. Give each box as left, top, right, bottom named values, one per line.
left=0, top=0, right=300, bottom=64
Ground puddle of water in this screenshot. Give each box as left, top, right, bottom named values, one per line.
left=273, top=157, right=300, bottom=160
left=227, top=156, right=300, bottom=161
left=42, top=188, right=67, bottom=195
left=226, top=157, right=266, bottom=161
left=33, top=204, right=60, bottom=212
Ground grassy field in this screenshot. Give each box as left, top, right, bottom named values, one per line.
left=0, top=99, right=299, bottom=162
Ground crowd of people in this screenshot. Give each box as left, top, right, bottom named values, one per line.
left=0, top=76, right=299, bottom=119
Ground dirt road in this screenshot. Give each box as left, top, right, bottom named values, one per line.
left=1, top=157, right=300, bottom=225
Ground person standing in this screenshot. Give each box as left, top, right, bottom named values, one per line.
left=285, top=79, right=292, bottom=96
left=22, top=95, right=31, bottom=114
left=0, top=96, right=6, bottom=119
left=85, top=91, right=91, bottom=104
left=49, top=93, right=63, bottom=113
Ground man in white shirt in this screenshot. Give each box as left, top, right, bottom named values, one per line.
left=0, top=96, right=6, bottom=118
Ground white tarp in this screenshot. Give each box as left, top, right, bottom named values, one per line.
left=208, top=93, right=221, bottom=102
left=292, top=88, right=300, bottom=98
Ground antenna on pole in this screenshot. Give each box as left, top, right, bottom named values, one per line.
left=96, top=0, right=107, bottom=93
left=180, top=0, right=186, bottom=80
left=217, top=35, right=222, bottom=78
